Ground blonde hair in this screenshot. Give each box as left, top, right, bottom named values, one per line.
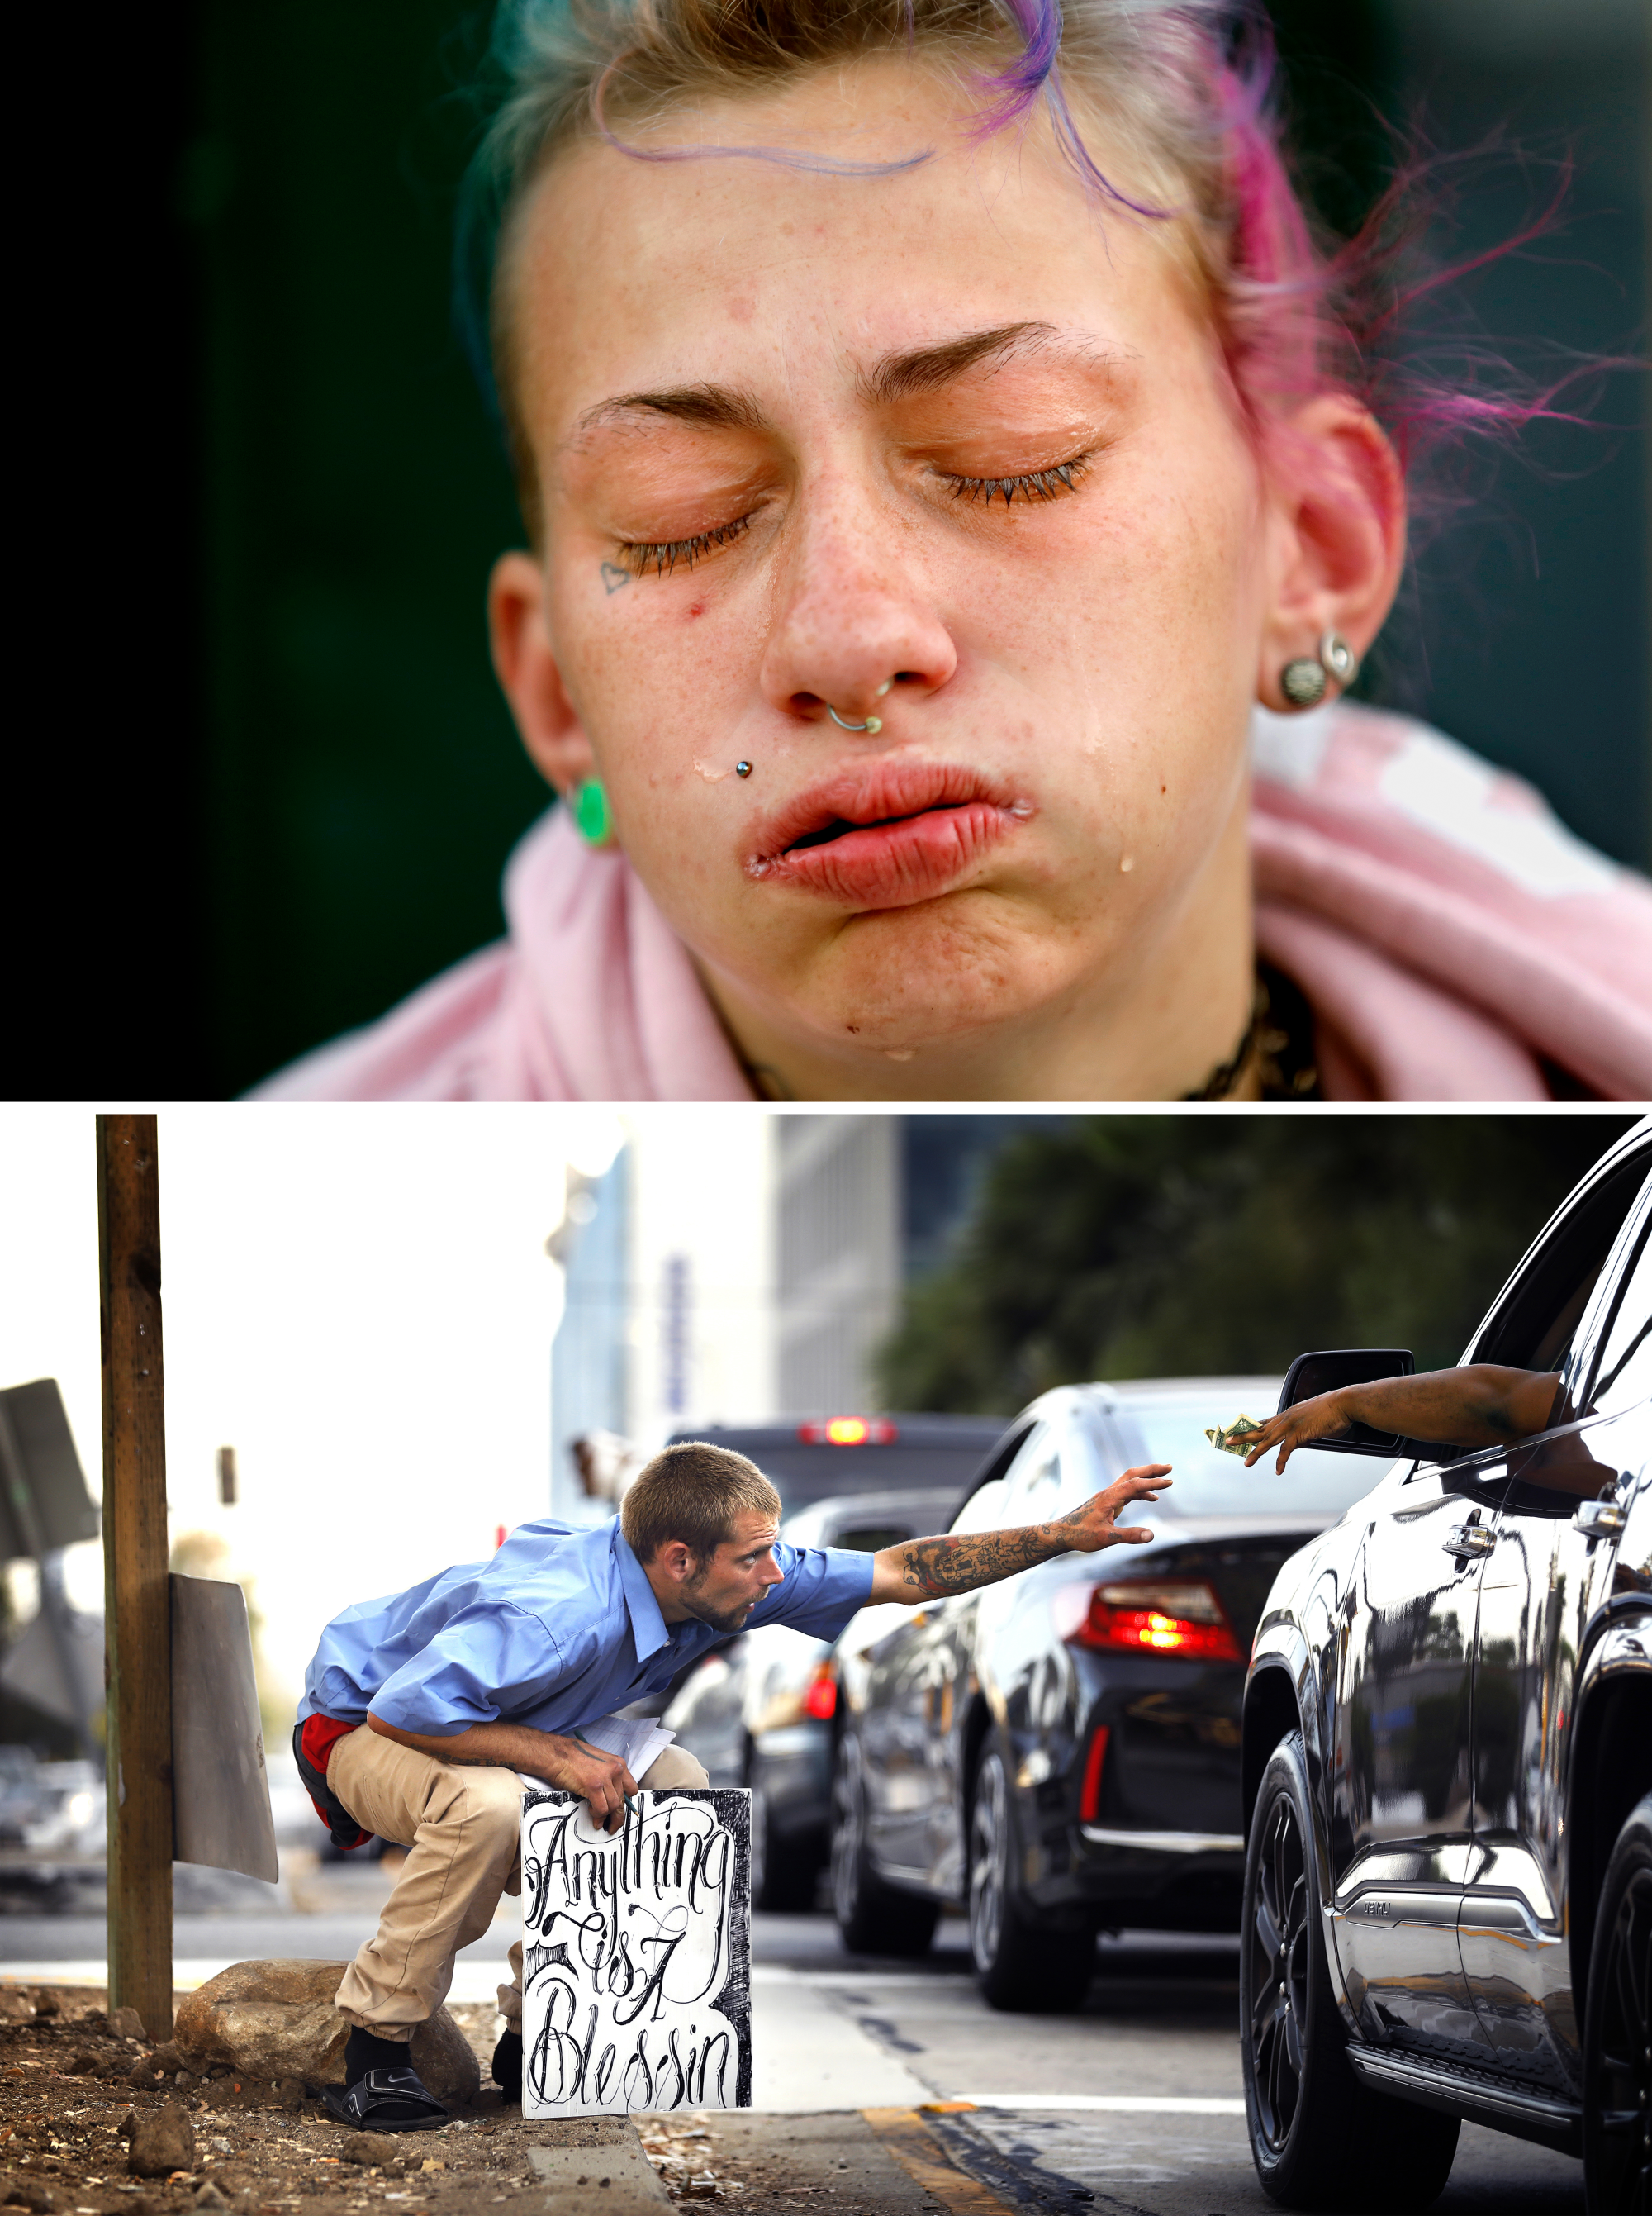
left=620, top=1438, right=781, bottom=1562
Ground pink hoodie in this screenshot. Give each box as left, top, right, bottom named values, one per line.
left=255, top=705, right=1652, bottom=1102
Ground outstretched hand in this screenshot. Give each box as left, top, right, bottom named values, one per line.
left=1229, top=1394, right=1351, bottom=1472
left=1061, top=1463, right=1174, bottom=1550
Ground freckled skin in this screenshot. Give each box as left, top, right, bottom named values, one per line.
left=488, top=57, right=1403, bottom=1100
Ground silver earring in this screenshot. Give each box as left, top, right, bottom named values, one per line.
left=1280, top=630, right=1357, bottom=710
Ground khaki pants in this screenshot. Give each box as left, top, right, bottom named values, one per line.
left=327, top=1726, right=710, bottom=2037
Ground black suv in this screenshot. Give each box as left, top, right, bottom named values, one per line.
left=1241, top=1120, right=1650, bottom=2214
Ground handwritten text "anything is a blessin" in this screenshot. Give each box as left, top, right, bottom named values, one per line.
left=520, top=1788, right=749, bottom=2115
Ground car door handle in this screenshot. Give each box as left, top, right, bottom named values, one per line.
left=1573, top=1495, right=1626, bottom=1540
left=1443, top=1524, right=1497, bottom=1560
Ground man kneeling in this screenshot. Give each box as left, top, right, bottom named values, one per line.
left=295, top=1438, right=1170, bottom=2128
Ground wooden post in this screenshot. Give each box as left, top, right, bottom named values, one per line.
left=98, top=1115, right=173, bottom=2037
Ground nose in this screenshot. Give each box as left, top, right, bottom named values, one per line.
left=759, top=1551, right=785, bottom=1588
left=758, top=481, right=957, bottom=726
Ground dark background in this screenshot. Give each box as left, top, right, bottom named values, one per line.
left=31, top=0, right=1648, bottom=1098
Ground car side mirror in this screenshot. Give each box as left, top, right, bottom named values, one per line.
left=1278, top=1348, right=1419, bottom=1458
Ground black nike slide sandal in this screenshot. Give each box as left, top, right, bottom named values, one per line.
left=324, top=2066, right=450, bottom=2131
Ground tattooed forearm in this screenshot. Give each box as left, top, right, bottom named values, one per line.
left=897, top=1508, right=1088, bottom=1599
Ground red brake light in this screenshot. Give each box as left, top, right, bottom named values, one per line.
left=802, top=1663, right=838, bottom=1720
left=797, top=1417, right=899, bottom=1446
left=1079, top=1725, right=1110, bottom=1822
left=1056, top=1581, right=1242, bottom=1663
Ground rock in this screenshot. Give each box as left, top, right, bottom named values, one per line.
left=173, top=1962, right=478, bottom=2107
left=107, top=2007, right=145, bottom=2039
left=64, top=2047, right=102, bottom=2076
left=128, top=2056, right=167, bottom=2087
left=273, top=2076, right=305, bottom=2112
left=129, top=2102, right=197, bottom=2179
left=146, top=2043, right=186, bottom=2076
left=192, top=2186, right=230, bottom=2209
left=338, top=2136, right=399, bottom=2168
left=31, top=1991, right=59, bottom=2019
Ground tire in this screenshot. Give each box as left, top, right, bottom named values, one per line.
left=1583, top=1790, right=1652, bottom=2216
left=749, top=1752, right=819, bottom=1914
left=830, top=1733, right=938, bottom=1957
left=967, top=1743, right=1094, bottom=2013
left=1241, top=1731, right=1460, bottom=2213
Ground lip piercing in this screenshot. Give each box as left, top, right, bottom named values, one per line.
left=735, top=761, right=752, bottom=778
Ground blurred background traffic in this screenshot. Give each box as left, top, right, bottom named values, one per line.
left=0, top=1107, right=1633, bottom=1943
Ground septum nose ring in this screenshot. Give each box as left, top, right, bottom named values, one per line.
left=828, top=680, right=893, bottom=735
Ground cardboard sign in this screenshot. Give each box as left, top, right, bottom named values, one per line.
left=520, top=1786, right=751, bottom=2117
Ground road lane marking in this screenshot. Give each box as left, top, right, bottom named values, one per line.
left=862, top=2109, right=1018, bottom=2213
left=957, top=2095, right=1245, bottom=2114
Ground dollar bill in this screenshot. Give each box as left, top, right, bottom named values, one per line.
left=1205, top=1415, right=1265, bottom=1458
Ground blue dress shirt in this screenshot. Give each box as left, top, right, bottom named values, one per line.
left=298, top=1517, right=876, bottom=1739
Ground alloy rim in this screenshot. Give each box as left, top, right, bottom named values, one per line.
left=1593, top=1860, right=1652, bottom=2211
left=969, top=1755, right=1007, bottom=1973
left=831, top=1743, right=863, bottom=1925
left=1248, top=1785, right=1310, bottom=2152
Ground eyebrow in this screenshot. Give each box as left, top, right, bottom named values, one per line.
left=569, top=322, right=1089, bottom=444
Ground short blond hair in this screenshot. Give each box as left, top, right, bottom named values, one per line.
left=620, top=1440, right=781, bottom=1565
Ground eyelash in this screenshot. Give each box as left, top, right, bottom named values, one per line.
left=946, top=453, right=1094, bottom=506
left=618, top=514, right=752, bottom=577
left=616, top=450, right=1094, bottom=576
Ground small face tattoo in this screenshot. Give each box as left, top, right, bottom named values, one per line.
left=600, top=562, right=630, bottom=595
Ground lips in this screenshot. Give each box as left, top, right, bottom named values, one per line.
left=748, top=761, right=1032, bottom=910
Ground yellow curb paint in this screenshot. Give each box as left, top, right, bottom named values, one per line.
left=862, top=2107, right=1016, bottom=2214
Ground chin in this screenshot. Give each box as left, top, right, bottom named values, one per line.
left=783, top=893, right=1101, bottom=1053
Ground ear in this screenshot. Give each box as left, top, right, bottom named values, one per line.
left=1256, top=396, right=1406, bottom=711
left=488, top=551, right=598, bottom=795
left=651, top=1538, right=695, bottom=1586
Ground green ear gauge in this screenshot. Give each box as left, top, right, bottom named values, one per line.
left=572, top=780, right=615, bottom=847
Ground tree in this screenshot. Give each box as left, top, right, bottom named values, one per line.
left=876, top=1116, right=1637, bottom=1414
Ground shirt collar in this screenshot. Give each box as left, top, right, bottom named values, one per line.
left=613, top=1525, right=670, bottom=1662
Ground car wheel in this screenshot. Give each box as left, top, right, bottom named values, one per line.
left=830, top=1734, right=938, bottom=1957
left=967, top=1743, right=1093, bottom=2014
left=748, top=1752, right=818, bottom=1914
left=1583, top=1789, right=1652, bottom=2216
left=1241, top=1731, right=1459, bottom=2212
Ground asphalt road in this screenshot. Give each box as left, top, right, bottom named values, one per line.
left=0, top=1867, right=1588, bottom=2215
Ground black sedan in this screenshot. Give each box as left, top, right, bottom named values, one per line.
left=829, top=1377, right=1381, bottom=2009
left=1241, top=1118, right=1650, bottom=2213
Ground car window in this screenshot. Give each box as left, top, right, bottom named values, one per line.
left=1585, top=1223, right=1651, bottom=1419
left=1008, top=1426, right=1065, bottom=1520
left=1111, top=1403, right=1381, bottom=1518
left=829, top=1522, right=917, bottom=1553
left=949, top=1473, right=1014, bottom=1536
left=1471, top=1153, right=1650, bottom=1390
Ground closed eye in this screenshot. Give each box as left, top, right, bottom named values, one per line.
left=618, top=513, right=754, bottom=577
left=945, top=451, right=1094, bottom=506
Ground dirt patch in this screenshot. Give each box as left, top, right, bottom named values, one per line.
left=0, top=1988, right=772, bottom=2211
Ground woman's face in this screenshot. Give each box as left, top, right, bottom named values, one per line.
left=497, top=59, right=1294, bottom=1091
